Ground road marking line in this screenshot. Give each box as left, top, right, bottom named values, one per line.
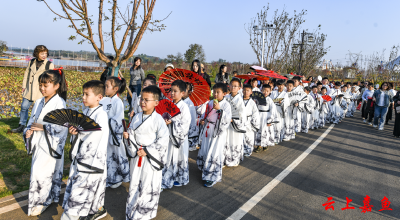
left=227, top=124, right=334, bottom=220
left=0, top=188, right=66, bottom=215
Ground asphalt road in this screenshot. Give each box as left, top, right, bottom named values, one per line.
left=1, top=112, right=400, bottom=220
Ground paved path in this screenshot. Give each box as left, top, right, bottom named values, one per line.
left=1, top=112, right=400, bottom=220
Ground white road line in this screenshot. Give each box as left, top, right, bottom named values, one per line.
left=0, top=188, right=66, bottom=215
left=227, top=124, right=335, bottom=220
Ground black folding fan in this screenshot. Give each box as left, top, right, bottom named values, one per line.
left=43, top=109, right=102, bottom=131
left=251, top=91, right=267, bottom=106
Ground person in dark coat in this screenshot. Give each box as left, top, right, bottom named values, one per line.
left=393, top=91, right=400, bottom=137
left=214, top=64, right=230, bottom=84
left=191, top=61, right=211, bottom=88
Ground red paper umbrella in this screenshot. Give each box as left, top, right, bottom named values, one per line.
left=159, top=68, right=210, bottom=106
left=289, top=72, right=303, bottom=78
left=302, top=80, right=310, bottom=83
left=321, top=95, right=332, bottom=102
left=235, top=74, right=270, bottom=81
left=155, top=99, right=181, bottom=120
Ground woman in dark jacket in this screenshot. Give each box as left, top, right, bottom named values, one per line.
left=214, top=64, right=230, bottom=84
left=191, top=60, right=211, bottom=88
left=393, top=91, right=400, bottom=137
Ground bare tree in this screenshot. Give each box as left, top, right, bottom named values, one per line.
left=245, top=5, right=306, bottom=71
left=41, top=0, right=170, bottom=94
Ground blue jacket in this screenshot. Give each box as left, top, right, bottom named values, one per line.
left=373, top=90, right=393, bottom=107
left=362, top=89, right=374, bottom=101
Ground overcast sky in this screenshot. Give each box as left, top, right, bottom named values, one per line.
left=1, top=0, right=399, bottom=65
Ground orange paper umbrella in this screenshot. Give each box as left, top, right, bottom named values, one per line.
left=159, top=69, right=211, bottom=106
left=235, top=74, right=270, bottom=81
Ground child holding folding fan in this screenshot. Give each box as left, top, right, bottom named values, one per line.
left=23, top=68, right=68, bottom=217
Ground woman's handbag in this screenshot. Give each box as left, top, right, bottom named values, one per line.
left=395, top=106, right=400, bottom=114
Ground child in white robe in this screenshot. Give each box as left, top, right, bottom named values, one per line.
left=100, top=77, right=130, bottom=189
left=319, top=87, right=330, bottom=128
left=310, top=86, right=322, bottom=129
left=328, top=82, right=343, bottom=124
left=162, top=80, right=191, bottom=189
left=255, top=85, right=277, bottom=152
left=183, top=83, right=199, bottom=151
left=282, top=80, right=297, bottom=141
left=346, top=86, right=358, bottom=117
left=251, top=78, right=261, bottom=92
left=242, top=84, right=260, bottom=157
left=224, top=78, right=246, bottom=166
left=292, top=76, right=305, bottom=133
left=197, top=83, right=232, bottom=187
left=24, top=69, right=68, bottom=216
left=301, top=87, right=315, bottom=133
left=62, top=80, right=109, bottom=220
left=123, top=86, right=169, bottom=220
left=270, top=81, right=286, bottom=143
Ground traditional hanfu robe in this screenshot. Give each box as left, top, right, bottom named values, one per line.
left=319, top=99, right=330, bottom=128
left=125, top=111, right=169, bottom=220
left=301, top=94, right=315, bottom=133
left=328, top=88, right=343, bottom=124
left=346, top=92, right=358, bottom=117
left=162, top=100, right=191, bottom=188
left=292, top=85, right=306, bottom=133
left=243, top=98, right=260, bottom=156
left=310, top=92, right=322, bottom=129
left=196, top=101, right=208, bottom=147
left=62, top=105, right=109, bottom=217
left=256, top=97, right=277, bottom=147
left=23, top=94, right=68, bottom=216
left=270, top=90, right=286, bottom=143
left=197, top=99, right=231, bottom=186
left=282, top=92, right=296, bottom=141
left=184, top=97, right=199, bottom=151
left=340, top=97, right=348, bottom=120
left=224, top=93, right=246, bottom=166
left=100, top=95, right=130, bottom=187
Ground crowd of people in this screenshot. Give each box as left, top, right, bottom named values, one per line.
left=11, top=45, right=400, bottom=220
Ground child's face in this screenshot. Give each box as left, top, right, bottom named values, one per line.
left=142, top=79, right=154, bottom=90
left=105, top=80, right=118, bottom=97
left=317, top=85, right=322, bottom=91
left=277, top=84, right=285, bottom=91
left=312, top=88, right=318, bottom=94
left=304, top=89, right=310, bottom=94
left=83, top=88, right=102, bottom=108
left=287, top=84, right=294, bottom=92
left=243, top=88, right=252, bottom=99
left=262, top=88, right=271, bottom=97
left=39, top=81, right=59, bottom=98
left=251, top=80, right=258, bottom=88
left=171, top=85, right=184, bottom=102
left=213, top=88, right=226, bottom=101
left=230, top=81, right=241, bottom=94
left=293, top=80, right=300, bottom=87
left=342, top=87, right=347, bottom=92
left=351, top=88, right=356, bottom=93
left=321, top=89, right=327, bottom=95
left=140, top=92, right=159, bottom=113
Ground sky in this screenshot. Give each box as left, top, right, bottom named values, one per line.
left=1, top=0, right=399, bottom=65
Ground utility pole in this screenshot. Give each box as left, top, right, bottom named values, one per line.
left=293, top=30, right=315, bottom=75
left=253, top=24, right=275, bottom=69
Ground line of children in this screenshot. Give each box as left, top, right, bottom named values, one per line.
left=24, top=69, right=358, bottom=219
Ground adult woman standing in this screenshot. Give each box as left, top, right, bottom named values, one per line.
left=392, top=90, right=400, bottom=137
left=372, top=82, right=394, bottom=130
left=127, top=57, right=145, bottom=112
left=191, top=60, right=211, bottom=88
left=11, top=45, right=54, bottom=133
left=215, top=64, right=230, bottom=84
